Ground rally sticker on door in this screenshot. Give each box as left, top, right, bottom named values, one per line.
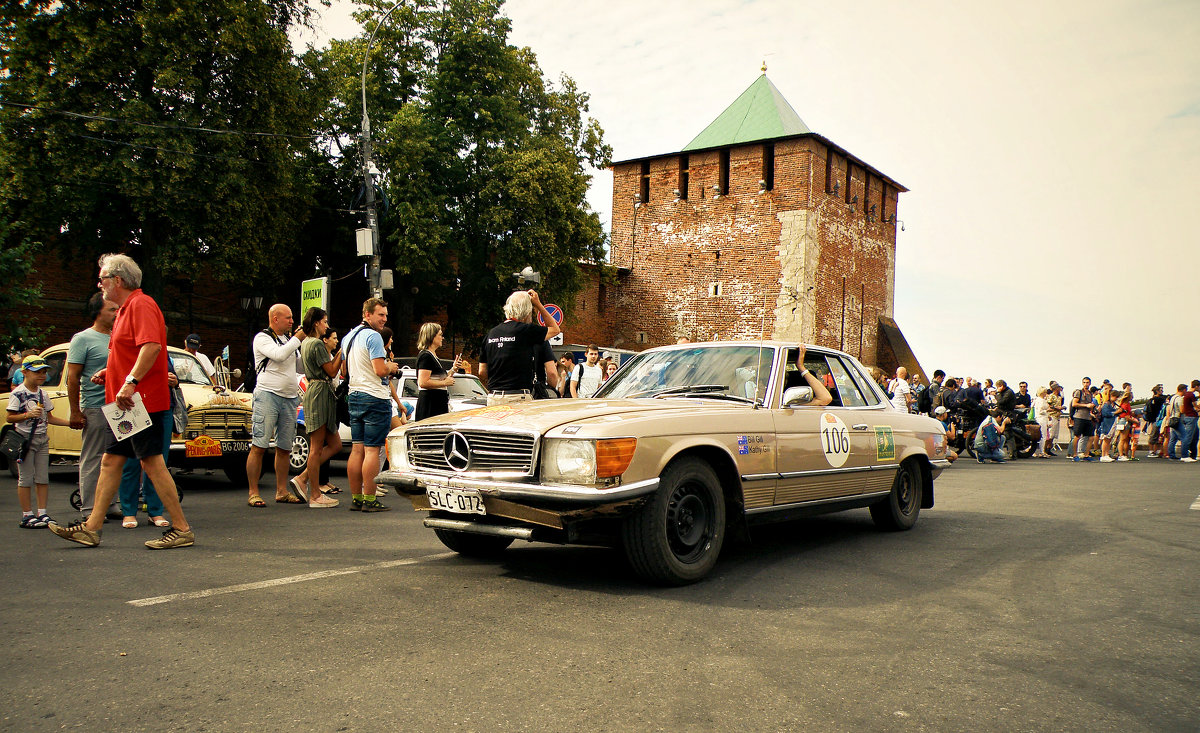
left=820, top=412, right=851, bottom=467
left=874, top=426, right=895, bottom=460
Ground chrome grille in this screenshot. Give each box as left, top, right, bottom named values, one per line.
left=187, top=408, right=253, bottom=441
left=408, top=429, right=536, bottom=475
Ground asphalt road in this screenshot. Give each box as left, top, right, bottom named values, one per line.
left=0, top=456, right=1196, bottom=732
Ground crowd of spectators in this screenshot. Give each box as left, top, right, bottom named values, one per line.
left=885, top=367, right=1196, bottom=464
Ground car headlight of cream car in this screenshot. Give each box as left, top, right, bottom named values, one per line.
left=541, top=438, right=636, bottom=486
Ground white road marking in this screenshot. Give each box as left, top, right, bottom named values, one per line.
left=1191, top=494, right=1200, bottom=511
left=127, top=552, right=455, bottom=606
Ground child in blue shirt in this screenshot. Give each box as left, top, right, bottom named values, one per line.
left=5, top=356, right=71, bottom=527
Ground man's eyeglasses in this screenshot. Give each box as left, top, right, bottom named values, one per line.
left=99, top=274, right=116, bottom=281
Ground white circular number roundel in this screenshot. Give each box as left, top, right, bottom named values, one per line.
left=819, top=412, right=851, bottom=468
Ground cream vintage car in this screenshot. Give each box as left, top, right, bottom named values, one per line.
left=378, top=341, right=950, bottom=584
left=0, top=343, right=253, bottom=484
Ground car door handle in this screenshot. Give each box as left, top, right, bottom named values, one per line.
left=852, top=424, right=870, bottom=431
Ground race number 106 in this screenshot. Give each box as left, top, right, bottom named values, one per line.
left=822, top=427, right=849, bottom=454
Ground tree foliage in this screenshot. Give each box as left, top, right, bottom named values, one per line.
left=1, top=0, right=611, bottom=350
left=0, top=0, right=320, bottom=296
left=306, top=0, right=611, bottom=346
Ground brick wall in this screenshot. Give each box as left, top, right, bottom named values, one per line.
left=6, top=249, right=260, bottom=381
left=574, top=135, right=902, bottom=368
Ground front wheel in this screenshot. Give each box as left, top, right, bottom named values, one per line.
left=870, top=460, right=923, bottom=531
left=289, top=426, right=310, bottom=474
left=223, top=459, right=248, bottom=487
left=622, top=457, right=726, bottom=585
left=433, top=528, right=514, bottom=558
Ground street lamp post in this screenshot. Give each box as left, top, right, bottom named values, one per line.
left=360, top=1, right=406, bottom=299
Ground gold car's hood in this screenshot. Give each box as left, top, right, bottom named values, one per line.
left=409, top=398, right=736, bottom=435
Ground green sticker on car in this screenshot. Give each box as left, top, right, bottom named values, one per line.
left=874, top=426, right=895, bottom=460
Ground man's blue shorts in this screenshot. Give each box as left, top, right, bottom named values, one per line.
left=348, top=392, right=391, bottom=448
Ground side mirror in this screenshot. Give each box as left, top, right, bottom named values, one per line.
left=783, top=386, right=814, bottom=407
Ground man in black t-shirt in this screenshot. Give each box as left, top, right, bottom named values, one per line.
left=1144, top=384, right=1167, bottom=457
left=478, top=289, right=561, bottom=406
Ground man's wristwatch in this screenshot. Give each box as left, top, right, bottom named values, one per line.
left=124, top=374, right=139, bottom=386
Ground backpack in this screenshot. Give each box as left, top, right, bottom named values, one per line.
left=916, top=385, right=934, bottom=414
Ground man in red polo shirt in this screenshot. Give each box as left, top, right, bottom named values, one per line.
left=49, top=253, right=194, bottom=549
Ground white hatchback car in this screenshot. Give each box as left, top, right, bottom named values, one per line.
left=288, top=367, right=486, bottom=472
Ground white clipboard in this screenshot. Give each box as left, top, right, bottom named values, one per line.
left=102, top=392, right=153, bottom=439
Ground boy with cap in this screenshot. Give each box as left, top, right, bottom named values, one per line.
left=6, top=356, right=72, bottom=527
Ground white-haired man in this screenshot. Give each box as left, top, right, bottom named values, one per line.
left=478, top=290, right=561, bottom=406
left=49, top=253, right=194, bottom=549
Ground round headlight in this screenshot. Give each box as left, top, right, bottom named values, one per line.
left=543, top=439, right=597, bottom=484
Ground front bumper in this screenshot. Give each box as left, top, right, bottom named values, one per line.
left=929, top=458, right=951, bottom=479
left=376, top=468, right=660, bottom=505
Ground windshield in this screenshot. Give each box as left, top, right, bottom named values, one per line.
left=595, top=345, right=776, bottom=402
left=449, top=378, right=486, bottom=400
left=171, top=352, right=213, bottom=386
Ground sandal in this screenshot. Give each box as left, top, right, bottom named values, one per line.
left=149, top=516, right=170, bottom=527
left=247, top=495, right=267, bottom=508
left=321, top=484, right=342, bottom=495
left=19, top=515, right=39, bottom=529
left=275, top=494, right=304, bottom=504
left=122, top=517, right=139, bottom=529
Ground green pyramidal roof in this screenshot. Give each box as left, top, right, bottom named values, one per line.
left=683, top=74, right=811, bottom=152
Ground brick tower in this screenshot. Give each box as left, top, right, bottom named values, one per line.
left=593, top=72, right=918, bottom=374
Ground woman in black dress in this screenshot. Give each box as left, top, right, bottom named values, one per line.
left=414, top=322, right=461, bottom=420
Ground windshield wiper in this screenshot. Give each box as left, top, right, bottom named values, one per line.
left=648, top=384, right=727, bottom=398
left=673, top=392, right=760, bottom=405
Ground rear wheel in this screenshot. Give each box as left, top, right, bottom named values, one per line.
left=622, top=457, right=726, bottom=585
left=433, top=528, right=514, bottom=558
left=870, top=460, right=922, bottom=530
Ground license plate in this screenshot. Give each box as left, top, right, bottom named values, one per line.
left=427, top=486, right=486, bottom=515
left=221, top=440, right=251, bottom=452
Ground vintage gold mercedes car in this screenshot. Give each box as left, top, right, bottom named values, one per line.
left=377, top=341, right=950, bottom=584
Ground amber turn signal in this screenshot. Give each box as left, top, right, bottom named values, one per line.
left=595, top=438, right=637, bottom=478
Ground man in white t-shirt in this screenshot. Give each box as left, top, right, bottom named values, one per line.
left=888, top=367, right=912, bottom=412
left=246, top=305, right=305, bottom=505
left=571, top=345, right=604, bottom=398
left=342, top=298, right=400, bottom=511
left=184, top=334, right=215, bottom=380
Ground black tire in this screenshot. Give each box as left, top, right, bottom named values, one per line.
left=223, top=460, right=248, bottom=487
left=870, top=460, right=922, bottom=531
left=621, top=457, right=726, bottom=585
left=70, top=489, right=82, bottom=510
left=289, top=426, right=309, bottom=474
left=433, top=528, right=514, bottom=558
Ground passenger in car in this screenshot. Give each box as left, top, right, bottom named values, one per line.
left=790, top=345, right=833, bottom=406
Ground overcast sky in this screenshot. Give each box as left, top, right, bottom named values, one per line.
left=294, top=0, right=1199, bottom=395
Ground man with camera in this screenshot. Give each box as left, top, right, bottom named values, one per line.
left=479, top=289, right=560, bottom=406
